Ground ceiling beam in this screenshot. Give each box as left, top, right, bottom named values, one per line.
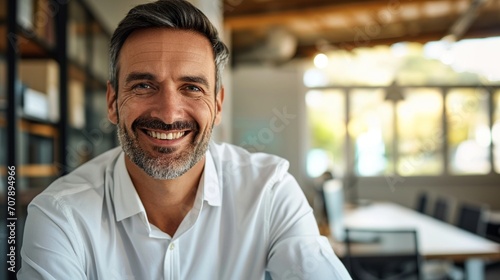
left=294, top=25, right=500, bottom=58
left=224, top=0, right=440, bottom=30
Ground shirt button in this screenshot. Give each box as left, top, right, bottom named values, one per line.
left=169, top=243, right=175, bottom=250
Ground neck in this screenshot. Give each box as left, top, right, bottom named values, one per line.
left=125, top=156, right=205, bottom=236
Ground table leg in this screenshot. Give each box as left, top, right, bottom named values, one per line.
left=465, top=258, right=484, bottom=280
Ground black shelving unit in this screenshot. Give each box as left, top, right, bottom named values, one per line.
left=1, top=0, right=115, bottom=278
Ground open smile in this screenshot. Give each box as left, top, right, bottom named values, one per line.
left=145, top=130, right=187, bottom=140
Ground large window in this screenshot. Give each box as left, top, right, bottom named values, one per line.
left=305, top=37, right=500, bottom=179
left=306, top=86, right=498, bottom=178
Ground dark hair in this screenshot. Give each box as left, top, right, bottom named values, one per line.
left=109, top=0, right=229, bottom=94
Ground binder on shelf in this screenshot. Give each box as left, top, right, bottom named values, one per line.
left=69, top=79, right=85, bottom=129
left=34, top=0, right=56, bottom=46
left=19, top=59, right=59, bottom=122
left=22, top=86, right=50, bottom=120
left=18, top=0, right=34, bottom=30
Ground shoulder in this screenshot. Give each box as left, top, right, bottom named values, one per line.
left=31, top=147, right=122, bottom=209
left=209, top=141, right=291, bottom=188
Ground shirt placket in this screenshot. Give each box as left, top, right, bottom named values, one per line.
left=164, top=240, right=180, bottom=279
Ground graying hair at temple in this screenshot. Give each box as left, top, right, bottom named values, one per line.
left=108, top=0, right=230, bottom=95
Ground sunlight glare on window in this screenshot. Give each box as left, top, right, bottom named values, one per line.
left=305, top=90, right=324, bottom=108
left=305, top=90, right=346, bottom=176
left=307, top=149, right=330, bottom=178
left=303, top=68, right=328, bottom=87
left=350, top=89, right=392, bottom=176
left=397, top=89, right=443, bottom=175
left=447, top=89, right=490, bottom=174
left=475, top=124, right=491, bottom=148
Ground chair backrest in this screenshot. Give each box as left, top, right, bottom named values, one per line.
left=344, top=228, right=421, bottom=280
left=432, top=198, right=449, bottom=222
left=323, top=179, right=345, bottom=241
left=456, top=203, right=487, bottom=236
left=415, top=192, right=428, bottom=214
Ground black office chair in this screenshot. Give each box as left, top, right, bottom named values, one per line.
left=344, top=228, right=422, bottom=280
left=432, top=198, right=449, bottom=222
left=456, top=202, right=487, bottom=236
left=415, top=192, right=428, bottom=214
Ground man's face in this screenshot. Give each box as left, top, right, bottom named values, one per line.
left=107, top=28, right=223, bottom=179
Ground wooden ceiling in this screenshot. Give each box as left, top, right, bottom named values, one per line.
left=224, top=0, right=500, bottom=60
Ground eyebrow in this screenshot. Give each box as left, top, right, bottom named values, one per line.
left=180, top=75, right=210, bottom=89
left=125, top=72, right=156, bottom=85
left=124, top=72, right=210, bottom=89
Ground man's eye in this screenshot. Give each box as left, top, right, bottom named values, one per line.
left=134, top=83, right=152, bottom=89
left=184, top=85, right=202, bottom=92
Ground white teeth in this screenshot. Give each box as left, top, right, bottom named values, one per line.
left=147, top=130, right=185, bottom=140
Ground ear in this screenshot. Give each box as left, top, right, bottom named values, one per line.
left=106, top=81, right=118, bottom=124
left=214, top=86, right=224, bottom=126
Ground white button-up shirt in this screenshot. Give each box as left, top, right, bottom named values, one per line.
left=19, top=142, right=350, bottom=279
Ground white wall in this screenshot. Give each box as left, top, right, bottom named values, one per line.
left=230, top=64, right=312, bottom=196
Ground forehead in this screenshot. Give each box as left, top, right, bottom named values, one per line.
left=118, top=28, right=214, bottom=73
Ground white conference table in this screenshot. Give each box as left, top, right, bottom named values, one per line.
left=329, top=202, right=500, bottom=280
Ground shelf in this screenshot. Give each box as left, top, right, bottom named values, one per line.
left=0, top=164, right=59, bottom=177
left=19, top=118, right=59, bottom=138
left=0, top=24, right=57, bottom=59
left=0, top=116, right=58, bottom=137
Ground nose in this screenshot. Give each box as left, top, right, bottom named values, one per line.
left=150, top=87, right=186, bottom=124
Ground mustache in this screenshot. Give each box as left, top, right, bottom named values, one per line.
left=132, top=117, right=198, bottom=131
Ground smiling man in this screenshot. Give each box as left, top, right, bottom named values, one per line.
left=18, top=0, right=350, bottom=279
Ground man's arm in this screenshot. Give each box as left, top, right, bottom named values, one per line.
left=265, top=173, right=351, bottom=280
left=18, top=196, right=86, bottom=279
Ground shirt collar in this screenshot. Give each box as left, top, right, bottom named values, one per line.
left=112, top=149, right=222, bottom=222
left=202, top=149, right=221, bottom=207
left=113, top=152, right=146, bottom=222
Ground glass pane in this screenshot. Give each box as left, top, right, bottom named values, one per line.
left=494, top=90, right=500, bottom=173
left=350, top=89, right=392, bottom=176
left=447, top=88, right=490, bottom=174
left=397, top=88, right=443, bottom=175
left=305, top=90, right=345, bottom=177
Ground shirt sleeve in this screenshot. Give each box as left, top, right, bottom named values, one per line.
left=18, top=195, right=87, bottom=280
left=265, top=173, right=351, bottom=280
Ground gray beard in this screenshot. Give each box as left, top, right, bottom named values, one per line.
left=116, top=122, right=212, bottom=180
